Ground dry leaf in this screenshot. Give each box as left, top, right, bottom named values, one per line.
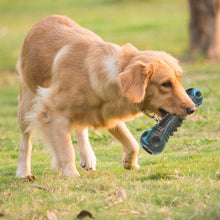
left=116, top=189, right=127, bottom=201
left=76, top=210, right=94, bottom=219
left=104, top=189, right=127, bottom=209
left=23, top=175, right=36, bottom=182
left=47, top=210, right=58, bottom=220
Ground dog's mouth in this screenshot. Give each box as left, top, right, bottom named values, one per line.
left=142, top=107, right=187, bottom=121
left=141, top=107, right=170, bottom=121
left=158, top=108, right=187, bottom=119
left=158, top=108, right=169, bottom=117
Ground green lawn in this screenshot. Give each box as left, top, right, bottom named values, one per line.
left=0, top=0, right=220, bottom=219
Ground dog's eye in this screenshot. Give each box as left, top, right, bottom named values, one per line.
left=161, top=81, right=172, bottom=88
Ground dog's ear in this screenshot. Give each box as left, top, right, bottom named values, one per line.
left=118, top=61, right=154, bottom=103
left=119, top=43, right=138, bottom=72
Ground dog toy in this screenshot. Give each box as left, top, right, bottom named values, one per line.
left=140, top=88, right=203, bottom=155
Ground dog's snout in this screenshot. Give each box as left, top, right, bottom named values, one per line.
left=185, top=105, right=197, bottom=115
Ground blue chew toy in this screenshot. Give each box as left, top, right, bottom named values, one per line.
left=140, top=88, right=203, bottom=155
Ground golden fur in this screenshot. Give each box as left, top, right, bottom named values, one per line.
left=16, top=15, right=196, bottom=177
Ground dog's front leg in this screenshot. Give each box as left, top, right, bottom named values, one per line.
left=76, top=128, right=96, bottom=171
left=108, top=122, right=140, bottom=169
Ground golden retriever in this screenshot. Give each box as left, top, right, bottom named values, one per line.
left=16, top=15, right=196, bottom=177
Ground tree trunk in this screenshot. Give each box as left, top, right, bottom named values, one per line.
left=189, top=0, right=220, bottom=60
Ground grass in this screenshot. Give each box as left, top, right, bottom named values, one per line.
left=0, top=0, right=220, bottom=219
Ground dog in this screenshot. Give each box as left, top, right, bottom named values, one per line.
left=16, top=15, right=196, bottom=177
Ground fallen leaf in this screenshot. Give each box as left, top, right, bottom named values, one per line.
left=47, top=210, right=58, bottom=220
left=23, top=175, right=36, bottom=182
left=104, top=189, right=128, bottom=209
left=213, top=158, right=216, bottom=163
left=116, top=189, right=127, bottom=201
left=76, top=210, right=94, bottom=219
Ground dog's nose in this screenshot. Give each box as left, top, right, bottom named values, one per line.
left=185, top=105, right=197, bottom=115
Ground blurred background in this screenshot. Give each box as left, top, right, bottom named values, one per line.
left=0, top=0, right=220, bottom=73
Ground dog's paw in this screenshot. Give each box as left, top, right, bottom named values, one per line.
left=22, top=175, right=36, bottom=182
left=79, top=149, right=96, bottom=171
left=122, top=152, right=139, bottom=170
left=122, top=160, right=140, bottom=170
left=62, top=163, right=80, bottom=178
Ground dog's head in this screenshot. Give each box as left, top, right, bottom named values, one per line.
left=118, top=43, right=196, bottom=118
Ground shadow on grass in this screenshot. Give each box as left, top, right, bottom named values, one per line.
left=137, top=172, right=178, bottom=181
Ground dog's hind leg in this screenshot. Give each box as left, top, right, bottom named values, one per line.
left=76, top=128, right=96, bottom=171
left=16, top=82, right=34, bottom=177
left=37, top=111, right=79, bottom=177
left=108, top=122, right=140, bottom=170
